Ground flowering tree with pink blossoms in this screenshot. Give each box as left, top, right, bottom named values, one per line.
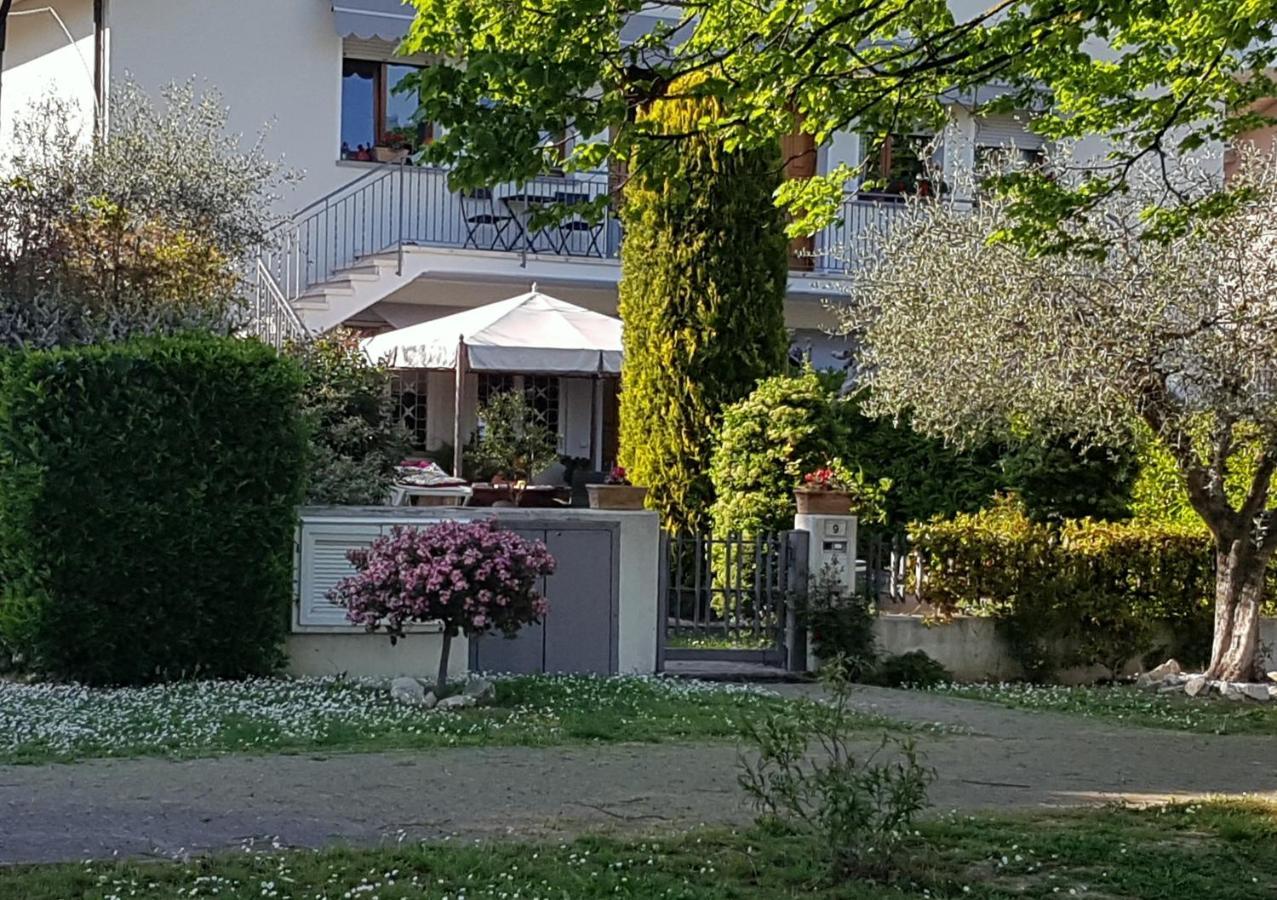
left=329, top=520, right=555, bottom=696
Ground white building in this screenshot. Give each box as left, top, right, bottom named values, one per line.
left=0, top=0, right=1046, bottom=463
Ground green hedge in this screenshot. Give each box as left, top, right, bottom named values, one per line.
left=0, top=334, right=307, bottom=685
left=908, top=496, right=1215, bottom=679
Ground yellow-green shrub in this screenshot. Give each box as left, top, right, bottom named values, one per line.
left=909, top=495, right=1215, bottom=679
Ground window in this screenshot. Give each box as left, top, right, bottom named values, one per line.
left=860, top=134, right=943, bottom=199
left=524, top=375, right=560, bottom=436
left=340, top=59, right=432, bottom=161
left=390, top=371, right=428, bottom=448
left=476, top=373, right=559, bottom=438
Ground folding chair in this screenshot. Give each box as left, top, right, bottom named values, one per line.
left=459, top=188, right=516, bottom=251
left=553, top=191, right=605, bottom=257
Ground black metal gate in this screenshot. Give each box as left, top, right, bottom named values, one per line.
left=660, top=531, right=808, bottom=671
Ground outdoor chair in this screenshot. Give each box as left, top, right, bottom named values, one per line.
left=553, top=191, right=605, bottom=257
left=459, top=188, right=516, bottom=251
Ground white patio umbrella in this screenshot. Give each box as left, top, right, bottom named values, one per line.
left=363, top=289, right=623, bottom=476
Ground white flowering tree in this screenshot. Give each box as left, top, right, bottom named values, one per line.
left=843, top=151, right=1277, bottom=682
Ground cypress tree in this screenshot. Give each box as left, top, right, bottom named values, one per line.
left=617, top=83, right=789, bottom=533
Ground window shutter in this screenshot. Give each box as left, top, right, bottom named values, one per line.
left=782, top=129, right=818, bottom=271
left=976, top=114, right=1043, bottom=150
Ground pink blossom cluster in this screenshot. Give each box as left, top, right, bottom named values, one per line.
left=328, top=519, right=555, bottom=640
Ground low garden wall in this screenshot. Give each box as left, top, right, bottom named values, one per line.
left=875, top=614, right=1277, bottom=683
left=288, top=507, right=660, bottom=679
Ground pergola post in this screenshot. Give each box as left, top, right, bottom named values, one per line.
left=590, top=374, right=604, bottom=470
left=452, top=335, right=466, bottom=478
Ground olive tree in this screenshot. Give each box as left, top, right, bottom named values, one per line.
left=843, top=150, right=1277, bottom=682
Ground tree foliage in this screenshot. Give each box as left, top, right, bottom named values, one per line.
left=617, top=81, right=789, bottom=532
left=846, top=150, right=1277, bottom=681
left=399, top=0, right=1276, bottom=237
left=290, top=332, right=409, bottom=506
left=0, top=81, right=290, bottom=344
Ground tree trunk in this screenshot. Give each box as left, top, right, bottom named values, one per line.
left=1205, top=544, right=1268, bottom=682
left=435, top=630, right=453, bottom=697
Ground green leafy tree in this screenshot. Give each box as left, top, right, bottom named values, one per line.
left=846, top=152, right=1277, bottom=682
left=617, top=79, right=789, bottom=532
left=399, top=0, right=1275, bottom=238
left=466, top=390, right=559, bottom=481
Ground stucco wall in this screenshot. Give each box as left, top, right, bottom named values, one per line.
left=106, top=0, right=353, bottom=208
left=0, top=0, right=96, bottom=149
left=873, top=614, right=1277, bottom=684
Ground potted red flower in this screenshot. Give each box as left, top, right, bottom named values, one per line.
left=587, top=466, right=649, bottom=510
left=794, top=464, right=855, bottom=515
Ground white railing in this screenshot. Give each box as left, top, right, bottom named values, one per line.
left=249, top=258, right=310, bottom=350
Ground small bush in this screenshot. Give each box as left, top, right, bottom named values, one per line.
left=466, top=390, right=559, bottom=481
left=738, top=660, right=934, bottom=881
left=908, top=495, right=1215, bottom=679
left=867, top=651, right=950, bottom=688
left=804, top=565, right=878, bottom=679
left=0, top=334, right=307, bottom=685
left=330, top=520, right=556, bottom=695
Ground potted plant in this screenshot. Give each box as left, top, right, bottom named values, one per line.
left=794, top=461, right=892, bottom=518
left=587, top=466, right=648, bottom=510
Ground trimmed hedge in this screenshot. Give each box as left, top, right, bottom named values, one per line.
left=909, top=495, right=1215, bottom=679
left=0, top=334, right=307, bottom=685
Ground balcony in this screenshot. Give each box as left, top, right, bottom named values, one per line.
left=260, top=163, right=906, bottom=311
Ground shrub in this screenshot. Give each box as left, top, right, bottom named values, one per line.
left=710, top=370, right=845, bottom=539
left=617, top=75, right=789, bottom=532
left=0, top=334, right=307, bottom=685
left=804, top=565, right=878, bottom=679
left=908, top=495, right=1215, bottom=679
left=738, top=660, right=935, bottom=881
left=866, top=651, right=950, bottom=688
left=290, top=332, right=409, bottom=505
left=329, top=520, right=556, bottom=695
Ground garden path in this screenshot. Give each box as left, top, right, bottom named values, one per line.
left=2, top=685, right=1273, bottom=865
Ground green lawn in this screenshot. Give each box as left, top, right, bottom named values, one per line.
left=0, top=674, right=888, bottom=765
left=931, top=682, right=1277, bottom=735
left=3, top=801, right=1273, bottom=899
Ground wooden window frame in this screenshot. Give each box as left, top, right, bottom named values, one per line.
left=342, top=58, right=434, bottom=157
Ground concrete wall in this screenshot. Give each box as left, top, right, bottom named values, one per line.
left=288, top=507, right=660, bottom=679
left=874, top=614, right=1277, bottom=684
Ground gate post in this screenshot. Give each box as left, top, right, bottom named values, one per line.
left=656, top=530, right=669, bottom=673
left=792, top=513, right=859, bottom=671
left=785, top=530, right=810, bottom=673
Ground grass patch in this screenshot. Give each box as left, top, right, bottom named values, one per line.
left=1, top=800, right=1274, bottom=899
left=0, top=674, right=889, bottom=765
left=666, top=632, right=776, bottom=650
left=931, top=682, right=1277, bottom=735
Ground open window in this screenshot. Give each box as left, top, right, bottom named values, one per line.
left=859, top=134, right=943, bottom=200
left=340, top=56, right=432, bottom=162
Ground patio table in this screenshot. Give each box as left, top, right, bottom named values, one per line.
left=502, top=191, right=592, bottom=254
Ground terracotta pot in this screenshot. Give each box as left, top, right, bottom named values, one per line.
left=794, top=488, right=852, bottom=515
left=587, top=484, right=649, bottom=510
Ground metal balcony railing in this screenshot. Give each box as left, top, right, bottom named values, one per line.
left=252, top=162, right=908, bottom=334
